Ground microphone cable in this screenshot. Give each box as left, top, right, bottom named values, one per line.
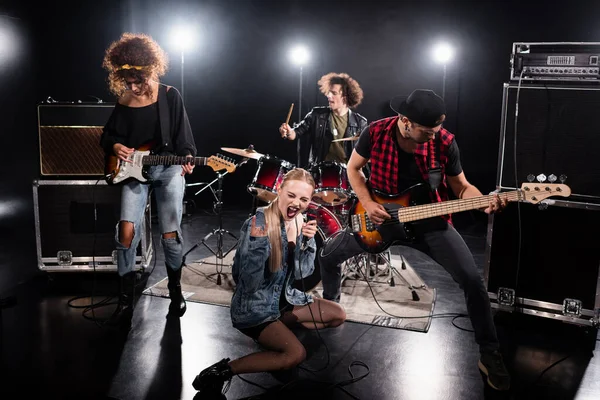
left=235, top=212, right=370, bottom=399
left=67, top=179, right=117, bottom=326
left=510, top=69, right=525, bottom=314
left=295, top=214, right=331, bottom=373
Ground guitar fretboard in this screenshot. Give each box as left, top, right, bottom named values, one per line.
left=142, top=156, right=207, bottom=166
left=398, top=191, right=523, bottom=222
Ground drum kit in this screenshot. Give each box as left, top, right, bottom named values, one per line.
left=209, top=145, right=359, bottom=289
left=221, top=145, right=355, bottom=232
left=186, top=143, right=419, bottom=295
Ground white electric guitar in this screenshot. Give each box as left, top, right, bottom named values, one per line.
left=104, top=143, right=236, bottom=185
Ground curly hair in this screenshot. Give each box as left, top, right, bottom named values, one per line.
left=102, top=32, right=169, bottom=98
left=318, top=72, right=364, bottom=108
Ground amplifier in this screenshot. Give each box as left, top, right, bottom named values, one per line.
left=38, top=103, right=115, bottom=176
left=497, top=83, right=600, bottom=204
left=510, top=42, right=600, bottom=81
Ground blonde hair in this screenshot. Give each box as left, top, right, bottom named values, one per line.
left=262, top=168, right=315, bottom=273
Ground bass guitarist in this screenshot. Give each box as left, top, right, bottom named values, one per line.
left=99, top=32, right=197, bottom=328
left=318, top=89, right=511, bottom=391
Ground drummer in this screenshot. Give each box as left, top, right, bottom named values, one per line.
left=278, top=73, right=368, bottom=302
left=279, top=72, right=368, bottom=168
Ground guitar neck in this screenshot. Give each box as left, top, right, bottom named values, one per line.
left=142, top=155, right=207, bottom=167
left=398, top=190, right=522, bottom=223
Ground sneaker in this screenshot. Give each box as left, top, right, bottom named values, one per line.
left=192, top=358, right=233, bottom=394
left=478, top=351, right=511, bottom=391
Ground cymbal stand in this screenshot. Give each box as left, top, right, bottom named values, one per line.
left=183, top=158, right=249, bottom=284
left=341, top=253, right=368, bottom=286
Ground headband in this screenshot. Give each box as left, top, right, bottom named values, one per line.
left=117, top=64, right=148, bottom=71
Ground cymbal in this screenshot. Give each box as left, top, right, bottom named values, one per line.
left=221, top=146, right=264, bottom=160
left=332, top=136, right=359, bottom=142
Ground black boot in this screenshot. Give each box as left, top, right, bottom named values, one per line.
left=166, top=266, right=186, bottom=317
left=192, top=358, right=233, bottom=394
left=106, top=272, right=136, bottom=329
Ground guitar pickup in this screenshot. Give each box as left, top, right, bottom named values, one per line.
left=364, top=215, right=375, bottom=232
left=350, top=214, right=362, bottom=232
left=351, top=213, right=375, bottom=232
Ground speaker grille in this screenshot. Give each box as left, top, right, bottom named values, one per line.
left=40, top=127, right=105, bottom=175
left=38, top=104, right=114, bottom=176
left=499, top=84, right=600, bottom=202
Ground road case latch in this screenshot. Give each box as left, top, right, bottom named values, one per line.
left=498, top=287, right=515, bottom=306
left=562, top=298, right=582, bottom=317
left=57, top=251, right=73, bottom=266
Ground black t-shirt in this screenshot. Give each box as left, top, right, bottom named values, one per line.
left=354, top=125, right=463, bottom=191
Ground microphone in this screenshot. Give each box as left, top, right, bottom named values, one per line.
left=301, top=208, right=318, bottom=250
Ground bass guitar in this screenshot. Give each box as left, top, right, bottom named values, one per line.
left=350, top=182, right=571, bottom=253
left=104, top=143, right=236, bottom=185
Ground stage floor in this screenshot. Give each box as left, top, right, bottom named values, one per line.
left=1, top=207, right=599, bottom=400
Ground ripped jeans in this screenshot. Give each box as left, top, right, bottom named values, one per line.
left=116, top=165, right=185, bottom=276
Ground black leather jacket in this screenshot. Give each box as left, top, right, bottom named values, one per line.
left=294, top=106, right=368, bottom=168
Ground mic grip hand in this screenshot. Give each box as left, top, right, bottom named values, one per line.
left=301, top=209, right=318, bottom=251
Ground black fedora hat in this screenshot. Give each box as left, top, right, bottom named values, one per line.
left=390, top=89, right=446, bottom=127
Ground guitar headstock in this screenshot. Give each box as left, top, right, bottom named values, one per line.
left=520, top=183, right=571, bottom=204
left=207, top=154, right=236, bottom=173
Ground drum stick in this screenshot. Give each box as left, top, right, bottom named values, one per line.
left=285, top=103, right=294, bottom=125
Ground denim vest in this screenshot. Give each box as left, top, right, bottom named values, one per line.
left=230, top=209, right=316, bottom=329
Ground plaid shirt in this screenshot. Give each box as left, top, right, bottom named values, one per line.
left=368, top=116, right=455, bottom=222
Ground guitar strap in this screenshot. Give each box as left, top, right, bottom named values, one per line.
left=157, top=84, right=171, bottom=152
left=427, top=133, right=442, bottom=192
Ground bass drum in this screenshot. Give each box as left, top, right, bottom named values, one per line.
left=293, top=202, right=342, bottom=292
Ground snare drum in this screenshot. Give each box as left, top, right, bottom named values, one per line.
left=309, top=161, right=352, bottom=206
left=292, top=201, right=343, bottom=292
left=247, top=155, right=294, bottom=203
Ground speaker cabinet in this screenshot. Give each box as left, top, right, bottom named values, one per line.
left=498, top=83, right=600, bottom=203
left=33, top=180, right=152, bottom=272
left=38, top=103, right=115, bottom=176
left=484, top=201, right=600, bottom=326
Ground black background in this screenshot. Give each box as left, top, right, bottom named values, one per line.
left=2, top=0, right=599, bottom=293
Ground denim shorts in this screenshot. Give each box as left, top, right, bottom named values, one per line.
left=238, top=301, right=293, bottom=340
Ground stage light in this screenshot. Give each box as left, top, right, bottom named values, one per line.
left=431, top=42, right=455, bottom=99
left=0, top=200, right=22, bottom=219
left=170, top=25, right=198, bottom=101
left=0, top=17, right=19, bottom=70
left=170, top=25, right=197, bottom=52
left=289, top=45, right=309, bottom=66
left=287, top=44, right=310, bottom=165
left=432, top=42, right=454, bottom=64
